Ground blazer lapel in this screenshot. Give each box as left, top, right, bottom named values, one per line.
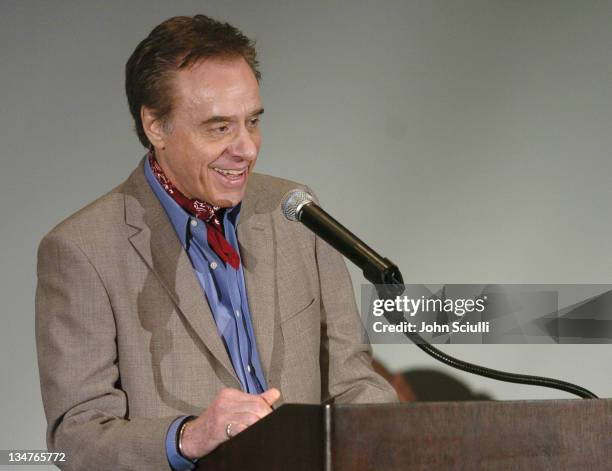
left=123, top=162, right=240, bottom=387
left=237, top=179, right=277, bottom=381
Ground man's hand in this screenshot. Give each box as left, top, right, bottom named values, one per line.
left=180, top=388, right=281, bottom=460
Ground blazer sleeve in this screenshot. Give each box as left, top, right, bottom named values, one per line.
left=314, top=230, right=399, bottom=404
left=35, top=232, right=179, bottom=471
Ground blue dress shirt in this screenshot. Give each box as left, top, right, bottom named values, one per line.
left=144, top=159, right=267, bottom=470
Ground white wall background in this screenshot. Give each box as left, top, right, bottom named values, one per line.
left=1, top=0, right=611, bottom=455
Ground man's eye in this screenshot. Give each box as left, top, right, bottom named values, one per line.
left=248, top=117, right=260, bottom=128
left=214, top=125, right=230, bottom=133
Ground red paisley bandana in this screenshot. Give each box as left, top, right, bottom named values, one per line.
left=148, top=151, right=240, bottom=269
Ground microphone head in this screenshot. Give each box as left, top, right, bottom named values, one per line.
left=281, top=189, right=314, bottom=221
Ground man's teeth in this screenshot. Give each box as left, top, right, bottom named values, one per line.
left=214, top=168, right=245, bottom=176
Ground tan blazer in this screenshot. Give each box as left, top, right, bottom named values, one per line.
left=35, top=160, right=397, bottom=470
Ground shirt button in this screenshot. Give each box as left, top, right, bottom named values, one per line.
left=210, top=261, right=218, bottom=270
left=235, top=310, right=241, bottom=318
left=247, top=365, right=252, bottom=373
left=190, top=219, right=198, bottom=227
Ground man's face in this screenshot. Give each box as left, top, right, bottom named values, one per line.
left=150, top=56, right=263, bottom=207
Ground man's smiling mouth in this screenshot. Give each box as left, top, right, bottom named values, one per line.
left=212, top=167, right=248, bottom=181
left=213, top=167, right=246, bottom=175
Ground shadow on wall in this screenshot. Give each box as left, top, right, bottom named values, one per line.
left=373, top=359, right=492, bottom=402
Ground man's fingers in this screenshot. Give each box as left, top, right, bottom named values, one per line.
left=215, top=388, right=266, bottom=414
left=228, top=411, right=260, bottom=428
left=231, top=388, right=281, bottom=417
left=224, top=408, right=272, bottom=439
left=227, top=422, right=248, bottom=437
left=216, top=388, right=277, bottom=418
left=260, top=388, right=281, bottom=408
left=183, top=388, right=282, bottom=458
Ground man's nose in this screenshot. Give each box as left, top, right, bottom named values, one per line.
left=231, top=126, right=258, bottom=161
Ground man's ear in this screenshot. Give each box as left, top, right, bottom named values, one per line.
left=141, top=106, right=168, bottom=149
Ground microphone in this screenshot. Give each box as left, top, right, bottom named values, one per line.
left=281, top=189, right=403, bottom=287
left=281, top=189, right=598, bottom=399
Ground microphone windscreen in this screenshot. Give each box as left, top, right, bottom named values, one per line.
left=281, top=189, right=314, bottom=221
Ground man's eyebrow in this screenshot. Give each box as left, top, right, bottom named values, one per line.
left=201, top=108, right=264, bottom=125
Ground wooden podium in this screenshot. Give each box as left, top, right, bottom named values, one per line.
left=196, top=399, right=612, bottom=470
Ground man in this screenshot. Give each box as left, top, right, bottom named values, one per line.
left=36, top=14, right=397, bottom=470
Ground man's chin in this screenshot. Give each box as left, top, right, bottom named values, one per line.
left=210, top=191, right=245, bottom=208
left=207, top=172, right=250, bottom=207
